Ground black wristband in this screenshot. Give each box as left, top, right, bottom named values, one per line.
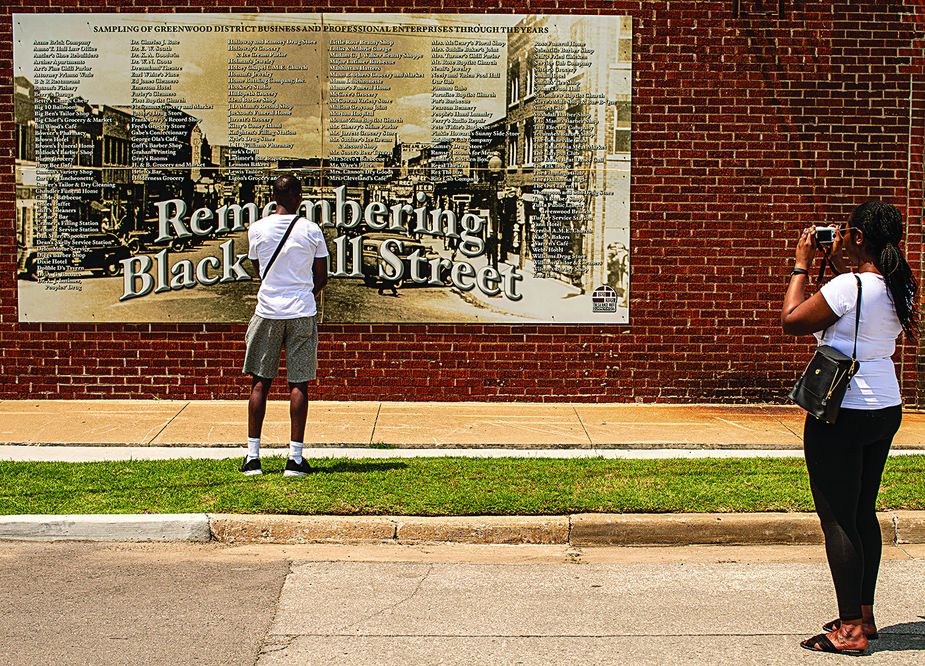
left=790, top=268, right=809, bottom=278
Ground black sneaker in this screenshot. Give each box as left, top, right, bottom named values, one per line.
left=283, top=457, right=312, bottom=478
left=240, top=456, right=262, bottom=476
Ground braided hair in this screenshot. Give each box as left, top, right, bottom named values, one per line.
left=848, top=201, right=919, bottom=340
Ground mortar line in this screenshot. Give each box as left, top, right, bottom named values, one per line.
left=145, top=401, right=190, bottom=445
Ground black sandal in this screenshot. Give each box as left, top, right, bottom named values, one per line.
left=800, top=633, right=867, bottom=656
left=823, top=618, right=879, bottom=640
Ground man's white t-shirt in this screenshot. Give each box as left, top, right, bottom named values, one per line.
left=816, top=272, right=903, bottom=409
left=247, top=213, right=329, bottom=319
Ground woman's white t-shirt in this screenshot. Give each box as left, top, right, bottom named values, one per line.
left=247, top=214, right=329, bottom=319
left=816, top=272, right=903, bottom=409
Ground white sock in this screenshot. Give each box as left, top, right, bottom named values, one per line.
left=247, top=437, right=260, bottom=460
left=289, top=440, right=303, bottom=464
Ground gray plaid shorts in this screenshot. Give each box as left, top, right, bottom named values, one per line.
left=243, top=315, right=318, bottom=383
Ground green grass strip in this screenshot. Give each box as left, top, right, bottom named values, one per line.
left=1, top=456, right=923, bottom=516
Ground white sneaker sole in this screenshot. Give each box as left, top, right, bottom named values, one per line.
left=242, top=469, right=263, bottom=476
left=283, top=470, right=308, bottom=478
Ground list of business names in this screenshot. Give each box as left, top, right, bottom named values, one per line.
left=17, top=13, right=630, bottom=320
left=31, top=38, right=101, bottom=284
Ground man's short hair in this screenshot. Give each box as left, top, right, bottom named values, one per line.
left=273, top=175, right=302, bottom=201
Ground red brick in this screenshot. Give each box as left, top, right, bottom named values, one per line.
left=0, top=1, right=922, bottom=404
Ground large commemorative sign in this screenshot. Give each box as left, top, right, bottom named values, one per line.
left=13, top=13, right=632, bottom=323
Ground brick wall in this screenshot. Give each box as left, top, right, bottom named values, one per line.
left=1, top=1, right=922, bottom=403
left=910, top=9, right=925, bottom=406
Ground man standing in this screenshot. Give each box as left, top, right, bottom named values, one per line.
left=241, top=175, right=328, bottom=477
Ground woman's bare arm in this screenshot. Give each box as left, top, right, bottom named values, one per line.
left=781, top=227, right=839, bottom=335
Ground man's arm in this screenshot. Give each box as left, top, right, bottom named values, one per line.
left=312, top=256, right=328, bottom=296
left=250, top=258, right=261, bottom=279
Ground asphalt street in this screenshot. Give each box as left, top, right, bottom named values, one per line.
left=1, top=542, right=923, bottom=665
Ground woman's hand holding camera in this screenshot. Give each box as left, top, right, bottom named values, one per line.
left=784, top=227, right=844, bottom=334
left=795, top=227, right=816, bottom=271
left=795, top=226, right=849, bottom=276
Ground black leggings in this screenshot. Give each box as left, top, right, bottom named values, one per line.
left=803, top=405, right=902, bottom=621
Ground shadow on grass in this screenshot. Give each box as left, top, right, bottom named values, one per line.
left=869, top=618, right=925, bottom=654
left=2, top=462, right=411, bottom=502
left=315, top=461, right=408, bottom=474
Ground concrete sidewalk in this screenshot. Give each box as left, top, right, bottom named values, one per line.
left=4, top=400, right=925, bottom=449
left=8, top=444, right=903, bottom=462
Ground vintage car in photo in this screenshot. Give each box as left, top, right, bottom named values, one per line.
left=75, top=232, right=134, bottom=276
left=360, top=232, right=448, bottom=289
left=122, top=227, right=193, bottom=254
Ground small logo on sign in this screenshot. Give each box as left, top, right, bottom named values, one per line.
left=592, top=285, right=617, bottom=313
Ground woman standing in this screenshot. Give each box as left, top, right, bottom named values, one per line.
left=781, top=201, right=918, bottom=655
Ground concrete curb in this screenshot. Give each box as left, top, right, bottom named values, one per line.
left=208, top=514, right=570, bottom=545
left=1, top=512, right=923, bottom=546
left=210, top=514, right=396, bottom=544
left=394, top=515, right=571, bottom=545
left=0, top=514, right=211, bottom=542
left=569, top=512, right=895, bottom=546
left=894, top=510, right=925, bottom=544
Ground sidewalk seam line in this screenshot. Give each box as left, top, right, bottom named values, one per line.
left=572, top=407, right=593, bottom=450
left=145, top=401, right=190, bottom=445
left=369, top=402, right=383, bottom=446
left=761, top=405, right=802, bottom=442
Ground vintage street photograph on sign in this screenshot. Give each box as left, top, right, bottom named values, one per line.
left=14, top=12, right=632, bottom=323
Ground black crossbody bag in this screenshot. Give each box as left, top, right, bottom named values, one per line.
left=788, top=275, right=862, bottom=425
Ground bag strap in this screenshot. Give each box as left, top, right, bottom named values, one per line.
left=851, top=274, right=862, bottom=361
left=261, top=213, right=300, bottom=280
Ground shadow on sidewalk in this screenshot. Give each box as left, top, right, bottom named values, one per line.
left=869, top=618, right=925, bottom=654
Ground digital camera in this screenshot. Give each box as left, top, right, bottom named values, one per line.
left=814, top=226, right=837, bottom=245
